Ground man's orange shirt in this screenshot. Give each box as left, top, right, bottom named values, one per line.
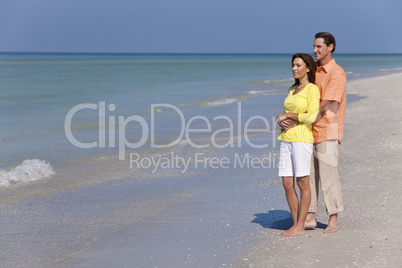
left=313, top=59, right=347, bottom=144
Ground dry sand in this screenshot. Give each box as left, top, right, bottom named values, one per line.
left=233, top=72, right=402, bottom=267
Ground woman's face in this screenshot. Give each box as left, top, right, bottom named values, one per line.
left=292, top=57, right=309, bottom=81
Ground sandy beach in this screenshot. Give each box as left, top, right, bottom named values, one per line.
left=234, top=72, right=402, bottom=267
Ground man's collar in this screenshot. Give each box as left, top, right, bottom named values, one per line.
left=317, top=58, right=336, bottom=73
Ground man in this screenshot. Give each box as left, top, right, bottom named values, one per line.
left=306, top=32, right=346, bottom=233
left=281, top=32, right=346, bottom=233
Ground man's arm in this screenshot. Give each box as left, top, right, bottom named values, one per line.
left=313, top=99, right=336, bottom=123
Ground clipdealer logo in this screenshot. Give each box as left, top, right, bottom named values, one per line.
left=64, top=101, right=281, bottom=170
left=64, top=102, right=278, bottom=156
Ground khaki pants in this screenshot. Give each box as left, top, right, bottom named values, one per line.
left=309, top=140, right=344, bottom=215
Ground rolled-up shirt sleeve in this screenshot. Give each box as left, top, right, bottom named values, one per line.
left=322, top=73, right=346, bottom=103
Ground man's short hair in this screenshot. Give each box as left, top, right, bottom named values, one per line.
left=315, top=32, right=336, bottom=53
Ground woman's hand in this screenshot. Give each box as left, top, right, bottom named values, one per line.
left=276, top=113, right=288, bottom=122
left=277, top=113, right=288, bottom=132
left=277, top=113, right=298, bottom=133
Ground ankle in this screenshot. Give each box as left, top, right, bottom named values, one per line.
left=329, top=214, right=338, bottom=222
left=306, top=213, right=316, bottom=221
left=329, top=214, right=338, bottom=221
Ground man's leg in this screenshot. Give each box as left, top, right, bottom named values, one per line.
left=316, top=140, right=344, bottom=233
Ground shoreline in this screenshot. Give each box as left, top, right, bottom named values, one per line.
left=233, top=72, right=402, bottom=267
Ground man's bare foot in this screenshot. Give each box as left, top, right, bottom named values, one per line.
left=304, top=213, right=317, bottom=229
left=304, top=219, right=317, bottom=229
left=281, top=226, right=306, bottom=237
left=324, top=214, right=340, bottom=233
left=324, top=222, right=340, bottom=233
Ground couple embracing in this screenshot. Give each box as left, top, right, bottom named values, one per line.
left=276, top=32, right=346, bottom=236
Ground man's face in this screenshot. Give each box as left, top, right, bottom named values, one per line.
left=313, top=38, right=332, bottom=62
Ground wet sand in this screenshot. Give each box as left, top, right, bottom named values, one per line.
left=233, top=72, right=402, bottom=267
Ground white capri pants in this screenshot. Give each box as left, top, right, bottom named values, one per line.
left=278, top=141, right=313, bottom=178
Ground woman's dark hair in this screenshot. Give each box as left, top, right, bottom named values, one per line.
left=315, top=32, right=336, bottom=53
left=292, top=53, right=317, bottom=85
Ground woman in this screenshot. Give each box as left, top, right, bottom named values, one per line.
left=276, top=53, right=320, bottom=236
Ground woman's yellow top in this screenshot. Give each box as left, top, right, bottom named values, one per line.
left=277, top=83, right=320, bottom=143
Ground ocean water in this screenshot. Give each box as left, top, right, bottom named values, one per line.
left=1, top=53, right=402, bottom=184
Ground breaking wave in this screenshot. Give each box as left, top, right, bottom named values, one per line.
left=0, top=159, right=55, bottom=187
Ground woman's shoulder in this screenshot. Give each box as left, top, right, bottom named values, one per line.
left=306, top=83, right=319, bottom=93
left=306, top=83, right=319, bottom=90
left=306, top=83, right=320, bottom=98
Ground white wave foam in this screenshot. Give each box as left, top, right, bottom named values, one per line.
left=245, top=78, right=293, bottom=84
left=247, top=89, right=286, bottom=96
left=0, top=159, right=55, bottom=187
left=247, top=90, right=265, bottom=95
left=204, top=98, right=238, bottom=106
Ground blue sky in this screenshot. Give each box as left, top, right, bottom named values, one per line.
left=0, top=0, right=401, bottom=53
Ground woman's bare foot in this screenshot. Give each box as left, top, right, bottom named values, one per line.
left=281, top=226, right=306, bottom=237
left=304, top=213, right=317, bottom=229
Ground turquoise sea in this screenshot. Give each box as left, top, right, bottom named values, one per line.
left=1, top=53, right=402, bottom=171
left=0, top=53, right=402, bottom=266
left=1, top=53, right=402, bottom=183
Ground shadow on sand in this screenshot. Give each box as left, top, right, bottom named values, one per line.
left=251, top=210, right=326, bottom=230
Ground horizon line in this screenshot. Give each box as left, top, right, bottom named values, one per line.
left=1, top=51, right=402, bottom=55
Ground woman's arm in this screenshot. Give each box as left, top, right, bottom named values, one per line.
left=277, top=86, right=320, bottom=125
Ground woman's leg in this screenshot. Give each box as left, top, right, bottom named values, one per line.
left=282, top=175, right=311, bottom=236
left=296, top=176, right=311, bottom=229
left=282, top=176, right=298, bottom=234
